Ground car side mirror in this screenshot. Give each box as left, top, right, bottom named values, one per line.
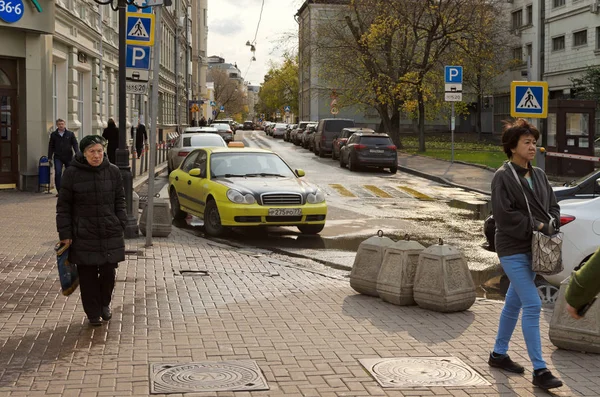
left=189, top=168, right=203, bottom=178
left=295, top=169, right=306, bottom=178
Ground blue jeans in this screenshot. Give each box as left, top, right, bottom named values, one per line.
left=54, top=157, right=70, bottom=192
left=493, top=253, right=546, bottom=370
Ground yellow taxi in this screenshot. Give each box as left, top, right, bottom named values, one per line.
left=168, top=146, right=327, bottom=236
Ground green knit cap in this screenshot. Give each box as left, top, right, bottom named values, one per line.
left=80, top=135, right=108, bottom=153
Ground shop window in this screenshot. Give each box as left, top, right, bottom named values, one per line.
left=0, top=68, right=11, bottom=87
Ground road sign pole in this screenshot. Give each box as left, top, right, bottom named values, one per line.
left=451, top=102, right=455, bottom=163
left=146, top=5, right=162, bottom=247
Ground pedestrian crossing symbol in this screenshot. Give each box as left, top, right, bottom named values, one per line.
left=126, top=13, right=155, bottom=46
left=510, top=81, right=548, bottom=118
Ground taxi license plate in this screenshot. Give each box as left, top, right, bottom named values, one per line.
left=268, top=208, right=302, bottom=216
left=370, top=149, right=384, bottom=153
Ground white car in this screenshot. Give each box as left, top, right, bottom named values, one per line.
left=543, top=197, right=600, bottom=286
left=167, top=131, right=226, bottom=173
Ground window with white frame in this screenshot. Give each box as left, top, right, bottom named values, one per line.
left=574, top=30, right=587, bottom=47
left=596, top=27, right=600, bottom=50
left=526, top=5, right=533, bottom=26
left=512, top=10, right=522, bottom=30
left=552, top=35, right=565, bottom=51
left=512, top=46, right=523, bottom=62
left=553, top=0, right=565, bottom=8
left=77, top=71, right=84, bottom=137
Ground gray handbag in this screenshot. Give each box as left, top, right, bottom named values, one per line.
left=507, top=163, right=564, bottom=276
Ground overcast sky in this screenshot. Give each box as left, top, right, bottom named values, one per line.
left=207, top=0, right=304, bottom=87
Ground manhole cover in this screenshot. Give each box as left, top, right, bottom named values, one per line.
left=150, top=360, right=269, bottom=394
left=360, top=357, right=490, bottom=388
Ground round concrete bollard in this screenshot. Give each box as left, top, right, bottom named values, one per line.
left=549, top=277, right=600, bottom=353
left=413, top=239, right=476, bottom=312
left=376, top=236, right=425, bottom=306
left=139, top=199, right=172, bottom=237
left=349, top=231, right=396, bottom=297
left=132, top=191, right=140, bottom=219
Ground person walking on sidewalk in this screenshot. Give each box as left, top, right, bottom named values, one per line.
left=102, top=118, right=119, bottom=163
left=132, top=121, right=147, bottom=159
left=48, top=119, right=80, bottom=196
left=488, top=119, right=563, bottom=390
left=56, top=135, right=126, bottom=327
left=565, top=246, right=600, bottom=319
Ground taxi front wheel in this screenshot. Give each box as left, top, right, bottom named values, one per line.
left=204, top=200, right=225, bottom=237
left=297, top=224, right=324, bottom=235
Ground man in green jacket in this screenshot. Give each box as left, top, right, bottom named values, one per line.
left=565, top=247, right=600, bottom=319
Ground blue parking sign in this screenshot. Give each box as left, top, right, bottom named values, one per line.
left=445, top=66, right=463, bottom=84
left=126, top=45, right=151, bottom=70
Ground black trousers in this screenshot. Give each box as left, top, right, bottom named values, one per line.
left=78, top=264, right=117, bottom=319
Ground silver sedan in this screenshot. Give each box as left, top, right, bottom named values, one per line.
left=167, top=132, right=226, bottom=173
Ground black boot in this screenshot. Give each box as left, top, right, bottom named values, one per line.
left=488, top=352, right=524, bottom=374
left=88, top=317, right=102, bottom=326
left=101, top=306, right=112, bottom=321
left=533, top=369, right=563, bottom=390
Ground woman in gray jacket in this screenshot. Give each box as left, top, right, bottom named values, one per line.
left=487, top=119, right=562, bottom=390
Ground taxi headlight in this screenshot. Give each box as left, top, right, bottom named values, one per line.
left=226, top=189, right=256, bottom=204
left=307, top=189, right=325, bottom=204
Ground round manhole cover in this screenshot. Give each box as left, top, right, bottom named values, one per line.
left=151, top=361, right=269, bottom=394
left=362, top=357, right=490, bottom=388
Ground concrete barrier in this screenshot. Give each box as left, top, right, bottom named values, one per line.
left=376, top=236, right=425, bottom=306
left=139, top=199, right=172, bottom=237
left=350, top=233, right=395, bottom=297
left=549, top=277, right=600, bottom=353
left=413, top=240, right=476, bottom=312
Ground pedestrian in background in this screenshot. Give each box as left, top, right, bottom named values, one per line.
left=488, top=119, right=562, bottom=390
left=48, top=119, right=80, bottom=196
left=565, top=246, right=600, bottom=319
left=56, top=135, right=126, bottom=327
left=199, top=116, right=207, bottom=127
left=134, top=121, right=147, bottom=159
left=102, top=118, right=119, bottom=163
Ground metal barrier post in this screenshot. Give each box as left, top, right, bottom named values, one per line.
left=144, top=146, right=149, bottom=173
left=131, top=149, right=137, bottom=177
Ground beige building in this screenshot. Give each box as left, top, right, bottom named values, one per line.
left=1, top=0, right=207, bottom=191
left=191, top=0, right=208, bottom=124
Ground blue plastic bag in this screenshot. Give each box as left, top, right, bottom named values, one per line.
left=55, top=242, right=79, bottom=296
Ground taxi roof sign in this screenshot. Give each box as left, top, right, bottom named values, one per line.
left=510, top=81, right=548, bottom=118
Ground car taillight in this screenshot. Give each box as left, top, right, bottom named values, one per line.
left=321, top=134, right=326, bottom=141
left=178, top=151, right=188, bottom=157
left=560, top=215, right=575, bottom=226
left=387, top=145, right=397, bottom=150
left=354, top=144, right=367, bottom=150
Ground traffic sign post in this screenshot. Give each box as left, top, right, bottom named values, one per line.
left=444, top=66, right=463, bottom=163
left=510, top=81, right=548, bottom=118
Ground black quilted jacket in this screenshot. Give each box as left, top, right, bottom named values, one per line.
left=56, top=155, right=127, bottom=266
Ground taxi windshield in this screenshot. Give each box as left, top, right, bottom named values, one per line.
left=210, top=152, right=295, bottom=178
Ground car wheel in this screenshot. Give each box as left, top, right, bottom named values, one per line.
left=348, top=155, right=357, bottom=172
left=169, top=188, right=187, bottom=220
left=390, top=166, right=397, bottom=174
left=339, top=153, right=346, bottom=168
left=297, top=224, right=325, bottom=235
left=204, top=200, right=225, bottom=237
left=332, top=150, right=337, bottom=160
left=318, top=147, right=325, bottom=158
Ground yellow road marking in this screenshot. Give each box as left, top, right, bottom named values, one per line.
left=329, top=184, right=356, bottom=197
left=364, top=185, right=393, bottom=198
left=397, top=186, right=435, bottom=200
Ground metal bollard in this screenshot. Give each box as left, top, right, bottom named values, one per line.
left=131, top=149, right=137, bottom=177
left=144, top=146, right=149, bottom=173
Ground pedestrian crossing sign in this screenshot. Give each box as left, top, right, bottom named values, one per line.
left=126, top=13, right=155, bottom=46
left=510, top=81, right=548, bottom=118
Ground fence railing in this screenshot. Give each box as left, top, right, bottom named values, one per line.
left=130, top=142, right=169, bottom=178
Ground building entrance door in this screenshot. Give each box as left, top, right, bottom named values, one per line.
left=0, top=59, right=18, bottom=187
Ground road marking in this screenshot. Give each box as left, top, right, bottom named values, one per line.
left=329, top=184, right=356, bottom=197
left=363, top=185, right=393, bottom=198
left=397, top=186, right=435, bottom=201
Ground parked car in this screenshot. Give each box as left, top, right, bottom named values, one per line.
left=339, top=131, right=398, bottom=173
left=313, top=118, right=356, bottom=157
left=301, top=124, right=317, bottom=149
left=209, top=123, right=234, bottom=144
left=292, top=121, right=317, bottom=146
left=168, top=147, right=327, bottom=237
left=167, top=131, right=226, bottom=173
left=266, top=122, right=276, bottom=136
left=543, top=197, right=600, bottom=286
left=243, top=120, right=254, bottom=130
left=284, top=124, right=297, bottom=142
left=332, top=127, right=374, bottom=160
left=553, top=169, right=600, bottom=202
left=271, top=123, right=288, bottom=138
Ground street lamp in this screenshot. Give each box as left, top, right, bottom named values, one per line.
left=92, top=0, right=169, bottom=238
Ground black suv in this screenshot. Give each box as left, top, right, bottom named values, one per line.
left=313, top=118, right=355, bottom=157
left=339, top=131, right=398, bottom=174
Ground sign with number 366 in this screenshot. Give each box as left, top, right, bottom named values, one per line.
left=0, top=0, right=24, bottom=23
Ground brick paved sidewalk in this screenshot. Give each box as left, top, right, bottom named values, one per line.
left=1, top=191, right=599, bottom=397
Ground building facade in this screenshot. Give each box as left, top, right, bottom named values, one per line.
left=191, top=0, right=208, bottom=124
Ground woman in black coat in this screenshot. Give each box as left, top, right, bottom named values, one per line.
left=56, top=135, right=127, bottom=326
left=102, top=118, right=119, bottom=163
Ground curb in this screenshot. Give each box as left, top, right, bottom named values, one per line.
left=397, top=164, right=491, bottom=196
left=133, top=163, right=168, bottom=192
